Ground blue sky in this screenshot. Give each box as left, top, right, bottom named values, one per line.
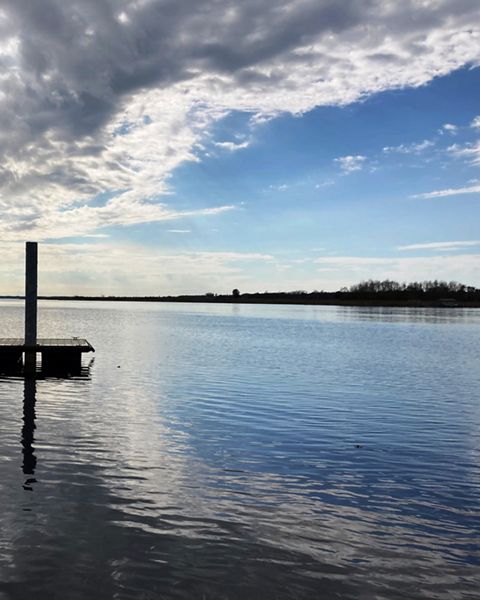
left=1, top=1, right=479, bottom=294
left=169, top=67, right=480, bottom=254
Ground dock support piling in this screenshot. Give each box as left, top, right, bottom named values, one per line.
left=24, top=242, right=38, bottom=375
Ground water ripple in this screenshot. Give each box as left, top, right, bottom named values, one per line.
left=0, top=301, right=479, bottom=598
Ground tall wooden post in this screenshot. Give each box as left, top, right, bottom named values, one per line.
left=24, top=242, right=38, bottom=375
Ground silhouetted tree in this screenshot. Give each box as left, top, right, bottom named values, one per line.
left=232, top=288, right=240, bottom=297
left=346, top=279, right=479, bottom=301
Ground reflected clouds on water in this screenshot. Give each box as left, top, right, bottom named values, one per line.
left=0, top=302, right=479, bottom=599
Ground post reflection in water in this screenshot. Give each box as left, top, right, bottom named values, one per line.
left=21, top=378, right=37, bottom=491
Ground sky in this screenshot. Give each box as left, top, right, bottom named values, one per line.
left=1, top=0, right=480, bottom=296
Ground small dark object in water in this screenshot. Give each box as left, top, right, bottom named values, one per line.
left=117, top=365, right=121, bottom=368
left=355, top=444, right=363, bottom=448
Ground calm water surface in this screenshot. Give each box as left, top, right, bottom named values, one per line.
left=0, top=300, right=479, bottom=599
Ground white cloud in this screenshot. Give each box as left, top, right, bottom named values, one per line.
left=213, top=140, right=250, bottom=151
left=383, top=139, right=434, bottom=154
left=167, top=229, right=191, bottom=233
left=471, top=116, right=480, bottom=129
left=0, top=0, right=479, bottom=238
left=0, top=195, right=236, bottom=241
left=411, top=184, right=480, bottom=199
left=441, top=123, right=458, bottom=134
left=335, top=155, right=366, bottom=173
left=397, top=241, right=480, bottom=251
left=447, top=141, right=480, bottom=166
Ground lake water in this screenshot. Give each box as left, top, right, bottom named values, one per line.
left=0, top=300, right=479, bottom=599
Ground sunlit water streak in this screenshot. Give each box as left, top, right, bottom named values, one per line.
left=0, top=300, right=479, bottom=599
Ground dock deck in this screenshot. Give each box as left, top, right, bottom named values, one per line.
left=0, top=338, right=94, bottom=352
left=0, top=338, right=94, bottom=374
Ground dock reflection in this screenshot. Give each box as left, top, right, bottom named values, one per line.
left=20, top=362, right=93, bottom=491
left=22, top=378, right=37, bottom=490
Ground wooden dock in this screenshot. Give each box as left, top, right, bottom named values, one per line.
left=0, top=338, right=94, bottom=375
left=1, top=243, right=95, bottom=376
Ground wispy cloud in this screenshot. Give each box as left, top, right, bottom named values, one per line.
left=335, top=155, right=366, bottom=173
left=383, top=139, right=434, bottom=154
left=269, top=184, right=289, bottom=191
left=397, top=241, right=480, bottom=251
left=213, top=140, right=250, bottom=152
left=447, top=141, right=480, bottom=166
left=315, top=179, right=334, bottom=189
left=0, top=195, right=236, bottom=241
left=411, top=184, right=480, bottom=199
left=167, top=229, right=191, bottom=233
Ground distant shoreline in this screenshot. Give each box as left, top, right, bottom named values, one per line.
left=1, top=294, right=480, bottom=308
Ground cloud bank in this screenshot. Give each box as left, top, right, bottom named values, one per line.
left=314, top=253, right=480, bottom=286
left=1, top=0, right=480, bottom=240
left=0, top=242, right=275, bottom=295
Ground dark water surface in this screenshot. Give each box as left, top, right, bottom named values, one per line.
left=1, top=300, right=479, bottom=599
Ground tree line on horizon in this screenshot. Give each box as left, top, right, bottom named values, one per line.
left=343, top=279, right=478, bottom=296
left=181, top=279, right=480, bottom=304
left=228, top=279, right=480, bottom=298
left=5, top=278, right=477, bottom=304
left=225, top=279, right=480, bottom=303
